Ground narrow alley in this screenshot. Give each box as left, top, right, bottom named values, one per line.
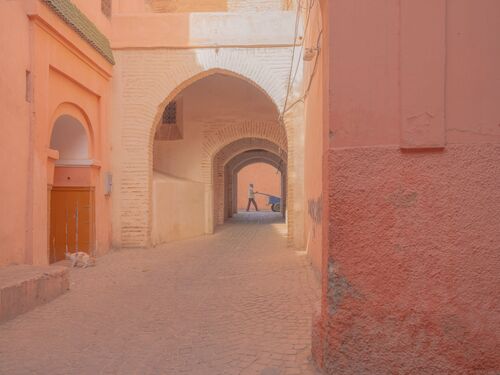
left=0, top=213, right=320, bottom=375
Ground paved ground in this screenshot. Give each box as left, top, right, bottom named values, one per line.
left=0, top=212, right=321, bottom=375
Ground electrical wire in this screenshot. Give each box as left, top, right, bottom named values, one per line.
left=289, top=0, right=315, bottom=97
left=281, top=0, right=319, bottom=118
left=280, top=0, right=303, bottom=121
left=283, top=28, right=323, bottom=114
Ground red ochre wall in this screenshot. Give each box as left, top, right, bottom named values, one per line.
left=237, top=163, right=281, bottom=211
left=313, top=0, right=500, bottom=373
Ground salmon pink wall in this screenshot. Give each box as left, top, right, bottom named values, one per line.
left=53, top=167, right=93, bottom=187
left=303, top=0, right=324, bottom=274
left=0, top=1, right=113, bottom=265
left=237, top=163, right=281, bottom=211
left=0, top=1, right=31, bottom=265
left=313, top=0, right=500, bottom=373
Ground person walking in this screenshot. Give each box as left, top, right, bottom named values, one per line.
left=246, top=183, right=259, bottom=211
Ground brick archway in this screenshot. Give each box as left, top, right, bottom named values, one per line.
left=225, top=151, right=286, bottom=220
left=117, top=55, right=302, bottom=247
left=203, top=120, right=287, bottom=183
left=213, top=139, right=287, bottom=227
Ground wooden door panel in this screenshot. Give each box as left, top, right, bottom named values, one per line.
left=49, top=188, right=95, bottom=263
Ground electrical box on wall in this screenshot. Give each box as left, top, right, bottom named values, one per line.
left=104, top=172, right=112, bottom=196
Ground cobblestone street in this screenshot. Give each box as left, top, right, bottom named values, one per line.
left=0, top=212, right=321, bottom=375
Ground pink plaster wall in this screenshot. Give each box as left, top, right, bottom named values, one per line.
left=328, top=0, right=400, bottom=148
left=53, top=167, right=93, bottom=187
left=314, top=0, right=500, bottom=373
left=0, top=1, right=31, bottom=265
left=237, top=163, right=281, bottom=211
left=303, top=0, right=324, bottom=274
left=445, top=0, right=500, bottom=145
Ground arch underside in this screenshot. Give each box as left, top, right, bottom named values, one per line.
left=50, top=115, right=90, bottom=163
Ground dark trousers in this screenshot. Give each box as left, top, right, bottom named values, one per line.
left=246, top=198, right=258, bottom=211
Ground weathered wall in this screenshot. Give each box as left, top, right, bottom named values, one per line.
left=323, top=145, right=500, bottom=374
left=237, top=163, right=281, bottom=211
left=314, top=0, right=500, bottom=373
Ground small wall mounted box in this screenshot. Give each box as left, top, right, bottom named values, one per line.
left=104, top=172, right=113, bottom=195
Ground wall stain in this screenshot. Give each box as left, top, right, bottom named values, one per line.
left=387, top=187, right=418, bottom=208
left=327, top=258, right=362, bottom=316
left=308, top=194, right=323, bottom=224
left=308, top=195, right=322, bottom=239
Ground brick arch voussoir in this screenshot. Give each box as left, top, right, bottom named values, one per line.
left=229, top=154, right=286, bottom=176
left=205, top=121, right=287, bottom=160
left=215, top=139, right=287, bottom=168
left=203, top=121, right=287, bottom=184
left=148, top=62, right=287, bottom=149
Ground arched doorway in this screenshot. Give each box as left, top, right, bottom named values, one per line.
left=151, top=72, right=291, bottom=245
left=48, top=114, right=95, bottom=263
left=213, top=142, right=287, bottom=224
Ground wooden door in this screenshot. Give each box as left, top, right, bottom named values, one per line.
left=49, top=187, right=95, bottom=263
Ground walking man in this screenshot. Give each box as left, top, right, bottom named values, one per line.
left=246, top=183, right=259, bottom=211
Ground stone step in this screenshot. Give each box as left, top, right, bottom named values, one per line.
left=0, top=265, right=69, bottom=323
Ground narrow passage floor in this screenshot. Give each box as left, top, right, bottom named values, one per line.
left=0, top=212, right=321, bottom=375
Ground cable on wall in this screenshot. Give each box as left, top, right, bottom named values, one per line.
left=283, top=27, right=323, bottom=115
left=280, top=0, right=303, bottom=122
left=281, top=0, right=319, bottom=120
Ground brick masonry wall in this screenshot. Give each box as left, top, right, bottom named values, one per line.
left=112, top=47, right=304, bottom=248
